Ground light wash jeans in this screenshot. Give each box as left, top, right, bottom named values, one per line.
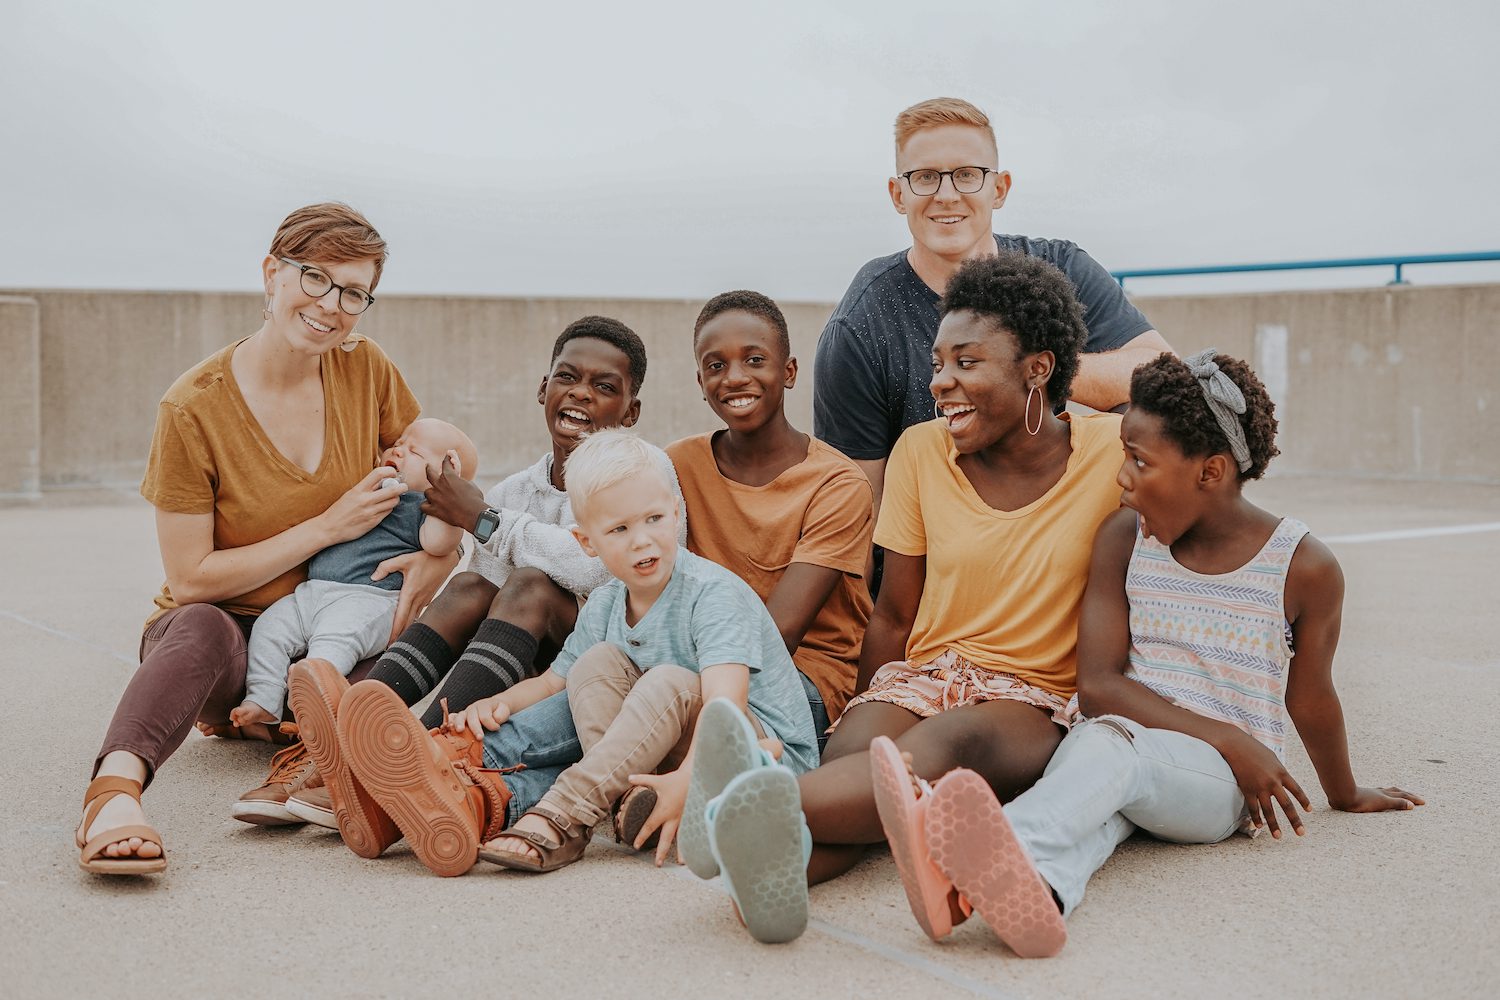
left=1006, top=715, right=1248, bottom=916
left=481, top=690, right=582, bottom=826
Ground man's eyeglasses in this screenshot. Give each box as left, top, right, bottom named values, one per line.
left=899, top=167, right=996, bottom=197
left=279, top=258, right=375, bottom=315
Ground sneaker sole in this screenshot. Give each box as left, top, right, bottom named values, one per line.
left=285, top=795, right=338, bottom=830
left=869, top=736, right=954, bottom=941
left=286, top=660, right=397, bottom=859
left=708, top=768, right=809, bottom=945
left=230, top=800, right=302, bottom=826
left=681, top=698, right=763, bottom=879
left=338, top=681, right=478, bottom=877
left=926, top=769, right=1067, bottom=958
left=614, top=786, right=659, bottom=850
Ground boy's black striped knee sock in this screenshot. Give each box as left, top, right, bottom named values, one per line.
left=418, top=618, right=540, bottom=729
left=365, top=623, right=458, bottom=706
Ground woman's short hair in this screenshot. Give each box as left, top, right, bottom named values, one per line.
left=268, top=203, right=389, bottom=289
left=563, top=428, right=672, bottom=518
left=1130, top=352, right=1281, bottom=480
left=939, top=252, right=1088, bottom=405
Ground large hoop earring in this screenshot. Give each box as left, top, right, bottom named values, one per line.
left=934, top=401, right=943, bottom=420
left=1024, top=384, right=1043, bottom=436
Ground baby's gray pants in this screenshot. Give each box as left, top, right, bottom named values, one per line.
left=243, top=580, right=398, bottom=718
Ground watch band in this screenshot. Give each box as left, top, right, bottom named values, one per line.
left=474, top=507, right=502, bottom=545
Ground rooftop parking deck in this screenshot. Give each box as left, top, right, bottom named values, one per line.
left=4, top=475, right=1497, bottom=999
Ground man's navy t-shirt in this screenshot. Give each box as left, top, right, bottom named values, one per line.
left=812, top=234, right=1154, bottom=462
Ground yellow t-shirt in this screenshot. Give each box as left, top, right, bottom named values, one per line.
left=140, top=335, right=421, bottom=621
left=874, top=413, right=1124, bottom=697
left=666, top=433, right=874, bottom=720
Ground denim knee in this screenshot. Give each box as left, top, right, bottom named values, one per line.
left=482, top=690, right=581, bottom=770
left=1084, top=715, right=1140, bottom=743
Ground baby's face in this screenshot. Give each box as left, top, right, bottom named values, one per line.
left=379, top=423, right=452, bottom=491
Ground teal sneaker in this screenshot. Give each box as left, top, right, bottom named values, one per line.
left=705, top=767, right=812, bottom=944
left=679, top=698, right=776, bottom=879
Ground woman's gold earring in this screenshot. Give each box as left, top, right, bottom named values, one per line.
left=1024, top=383, right=1043, bottom=436
left=261, top=295, right=272, bottom=320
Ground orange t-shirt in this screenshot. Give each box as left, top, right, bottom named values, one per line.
left=666, top=433, right=874, bottom=720
left=140, top=335, right=421, bottom=622
left=874, top=413, right=1124, bottom=697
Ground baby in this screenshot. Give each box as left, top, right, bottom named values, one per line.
left=230, top=418, right=478, bottom=731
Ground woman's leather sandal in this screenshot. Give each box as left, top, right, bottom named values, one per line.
left=77, top=776, right=167, bottom=875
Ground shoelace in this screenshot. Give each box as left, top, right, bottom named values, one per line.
left=261, top=739, right=312, bottom=788
left=455, top=759, right=510, bottom=841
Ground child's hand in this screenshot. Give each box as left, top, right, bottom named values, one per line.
left=229, top=700, right=278, bottom=729
left=1217, top=729, right=1313, bottom=839
left=1332, top=786, right=1425, bottom=813
left=626, top=767, right=691, bottom=867
left=452, top=694, right=511, bottom=734
left=421, top=455, right=486, bottom=532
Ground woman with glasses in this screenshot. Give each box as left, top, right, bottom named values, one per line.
left=76, top=203, right=450, bottom=874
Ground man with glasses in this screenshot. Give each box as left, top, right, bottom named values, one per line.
left=813, top=98, right=1171, bottom=560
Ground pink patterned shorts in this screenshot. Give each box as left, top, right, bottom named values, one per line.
left=837, top=649, right=1076, bottom=730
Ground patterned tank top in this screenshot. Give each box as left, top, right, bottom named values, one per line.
left=1123, top=517, right=1309, bottom=759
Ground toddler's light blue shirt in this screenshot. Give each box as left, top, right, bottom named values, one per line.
left=551, top=547, right=818, bottom=774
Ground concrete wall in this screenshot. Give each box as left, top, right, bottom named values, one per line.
left=0, top=296, right=42, bottom=498
left=1130, top=284, right=1499, bottom=482
left=2, top=289, right=833, bottom=491
left=1, top=283, right=1495, bottom=494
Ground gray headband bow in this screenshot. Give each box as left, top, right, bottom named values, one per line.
left=1185, top=348, right=1252, bottom=472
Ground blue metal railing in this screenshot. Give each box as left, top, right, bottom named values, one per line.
left=1111, top=251, right=1500, bottom=288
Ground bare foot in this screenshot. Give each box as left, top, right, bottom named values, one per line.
left=229, top=700, right=278, bottom=729
left=481, top=812, right=554, bottom=864
left=79, top=752, right=162, bottom=860
left=195, top=719, right=278, bottom=742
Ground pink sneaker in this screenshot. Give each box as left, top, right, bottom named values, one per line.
left=869, top=736, right=970, bottom=941
left=925, top=768, right=1067, bottom=958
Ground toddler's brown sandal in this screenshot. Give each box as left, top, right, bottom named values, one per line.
left=478, top=804, right=589, bottom=873
left=77, top=776, right=167, bottom=875
left=611, top=785, right=659, bottom=850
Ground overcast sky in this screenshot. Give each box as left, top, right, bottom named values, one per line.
left=4, top=0, right=1497, bottom=301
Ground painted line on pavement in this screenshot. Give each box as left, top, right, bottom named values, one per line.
left=592, top=837, right=1018, bottom=999
left=1323, top=521, right=1500, bottom=544
left=806, top=917, right=1017, bottom=999
left=0, top=609, right=136, bottom=667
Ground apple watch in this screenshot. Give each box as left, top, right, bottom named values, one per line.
left=474, top=507, right=502, bottom=544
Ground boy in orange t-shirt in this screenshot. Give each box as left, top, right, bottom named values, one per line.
left=666, top=290, right=874, bottom=746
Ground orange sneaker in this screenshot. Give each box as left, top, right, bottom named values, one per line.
left=285, top=773, right=336, bottom=829
left=286, top=659, right=401, bottom=859
left=231, top=726, right=318, bottom=826
left=339, top=683, right=514, bottom=877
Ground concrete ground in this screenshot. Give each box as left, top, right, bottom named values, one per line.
left=2, top=477, right=1497, bottom=1000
